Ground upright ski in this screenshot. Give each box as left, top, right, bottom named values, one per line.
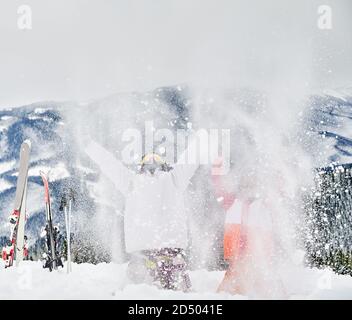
left=2, top=140, right=31, bottom=268
left=40, top=171, right=63, bottom=271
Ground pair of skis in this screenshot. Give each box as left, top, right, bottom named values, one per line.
left=2, top=140, right=31, bottom=268
left=40, top=174, right=74, bottom=273
left=60, top=189, right=74, bottom=273
left=40, top=171, right=63, bottom=271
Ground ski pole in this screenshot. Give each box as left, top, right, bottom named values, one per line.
left=68, top=199, right=72, bottom=273
left=64, top=205, right=68, bottom=273
left=64, top=204, right=71, bottom=273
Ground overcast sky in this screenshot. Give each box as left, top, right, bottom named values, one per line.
left=0, top=0, right=351, bottom=107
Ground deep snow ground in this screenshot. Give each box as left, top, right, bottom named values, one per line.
left=0, top=260, right=351, bottom=300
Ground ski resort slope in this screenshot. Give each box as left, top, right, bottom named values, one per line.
left=0, top=260, right=352, bottom=300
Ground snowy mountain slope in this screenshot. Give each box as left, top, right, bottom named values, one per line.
left=308, top=90, right=352, bottom=164
left=0, top=86, right=351, bottom=266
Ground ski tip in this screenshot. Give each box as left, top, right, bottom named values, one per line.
left=39, top=170, right=46, bottom=178
left=22, top=139, right=31, bottom=149
left=39, top=170, right=50, bottom=182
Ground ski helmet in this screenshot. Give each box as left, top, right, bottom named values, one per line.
left=140, top=153, right=172, bottom=174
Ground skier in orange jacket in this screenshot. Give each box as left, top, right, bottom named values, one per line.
left=212, top=158, right=285, bottom=298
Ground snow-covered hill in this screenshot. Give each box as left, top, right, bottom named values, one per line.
left=0, top=86, right=351, bottom=268
left=308, top=89, right=352, bottom=164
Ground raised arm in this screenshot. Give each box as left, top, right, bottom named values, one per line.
left=84, top=141, right=133, bottom=197
left=172, top=131, right=212, bottom=191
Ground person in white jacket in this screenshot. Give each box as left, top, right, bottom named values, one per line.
left=85, top=138, right=203, bottom=291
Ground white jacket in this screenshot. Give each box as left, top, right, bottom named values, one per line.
left=85, top=141, right=200, bottom=253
